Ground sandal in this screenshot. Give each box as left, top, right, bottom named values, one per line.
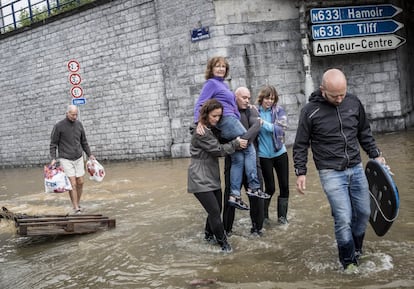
left=246, top=188, right=271, bottom=199
left=228, top=195, right=249, bottom=210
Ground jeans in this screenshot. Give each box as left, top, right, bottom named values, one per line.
left=223, top=155, right=264, bottom=234
left=319, top=163, right=371, bottom=268
left=216, top=116, right=261, bottom=197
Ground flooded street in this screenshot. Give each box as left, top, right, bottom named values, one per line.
left=1, top=130, right=413, bottom=289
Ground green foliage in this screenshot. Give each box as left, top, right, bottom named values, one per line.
left=18, top=7, right=48, bottom=28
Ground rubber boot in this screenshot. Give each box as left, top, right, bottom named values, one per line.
left=353, top=233, right=365, bottom=262
left=277, top=197, right=289, bottom=225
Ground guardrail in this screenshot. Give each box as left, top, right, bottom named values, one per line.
left=0, top=0, right=93, bottom=34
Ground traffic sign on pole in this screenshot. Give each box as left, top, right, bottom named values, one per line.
left=69, top=73, right=82, bottom=86
left=67, top=60, right=80, bottom=73
left=312, top=34, right=406, bottom=56
left=311, top=4, right=402, bottom=24
left=70, top=86, right=83, bottom=98
left=311, top=20, right=404, bottom=40
left=67, top=59, right=86, bottom=108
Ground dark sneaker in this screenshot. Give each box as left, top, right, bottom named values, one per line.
left=246, top=188, right=271, bottom=199
left=250, top=228, right=263, bottom=237
left=278, top=216, right=288, bottom=225
left=228, top=196, right=249, bottom=210
left=220, top=241, right=233, bottom=253
left=204, top=233, right=217, bottom=245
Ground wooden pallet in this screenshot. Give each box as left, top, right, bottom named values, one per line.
left=1, top=207, right=116, bottom=236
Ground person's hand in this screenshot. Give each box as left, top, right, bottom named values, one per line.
left=375, top=154, right=386, bottom=165
left=196, top=122, right=206, bottom=135
left=375, top=154, right=394, bottom=175
left=296, top=175, right=306, bottom=194
left=237, top=137, right=248, bottom=149
left=250, top=104, right=259, bottom=113
left=50, top=159, right=56, bottom=166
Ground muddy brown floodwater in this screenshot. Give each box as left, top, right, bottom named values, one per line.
left=1, top=130, right=413, bottom=289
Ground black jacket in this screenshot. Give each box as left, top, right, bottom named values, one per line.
left=293, top=90, right=380, bottom=176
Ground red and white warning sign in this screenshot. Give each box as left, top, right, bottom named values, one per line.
left=69, top=73, right=82, bottom=85
left=67, top=59, right=86, bottom=105
left=71, top=86, right=83, bottom=98
left=67, top=60, right=80, bottom=73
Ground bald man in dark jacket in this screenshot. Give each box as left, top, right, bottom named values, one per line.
left=223, top=87, right=265, bottom=236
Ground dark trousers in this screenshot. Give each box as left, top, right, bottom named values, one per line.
left=260, top=152, right=289, bottom=199
left=260, top=152, right=289, bottom=219
left=194, top=189, right=226, bottom=242
left=223, top=155, right=264, bottom=233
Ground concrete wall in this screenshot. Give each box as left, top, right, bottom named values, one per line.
left=0, top=0, right=412, bottom=167
left=0, top=0, right=172, bottom=167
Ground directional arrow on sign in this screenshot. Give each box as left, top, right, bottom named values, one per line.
left=312, top=19, right=404, bottom=40
left=312, top=34, right=406, bottom=56
left=311, top=4, right=402, bottom=23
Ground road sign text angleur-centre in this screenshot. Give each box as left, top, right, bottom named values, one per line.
left=313, top=34, right=406, bottom=56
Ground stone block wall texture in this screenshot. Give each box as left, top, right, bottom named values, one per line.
left=0, top=0, right=412, bottom=167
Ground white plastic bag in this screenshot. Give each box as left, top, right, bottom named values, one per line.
left=44, top=165, right=72, bottom=193
left=86, top=159, right=105, bottom=182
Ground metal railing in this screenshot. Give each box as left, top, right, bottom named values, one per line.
left=0, top=0, right=93, bottom=34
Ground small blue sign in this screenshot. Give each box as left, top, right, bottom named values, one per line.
left=312, top=20, right=404, bottom=40
left=191, top=26, right=210, bottom=42
left=72, top=98, right=86, bottom=105
left=311, top=4, right=402, bottom=23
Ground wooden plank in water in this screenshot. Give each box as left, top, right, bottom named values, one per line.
left=2, top=207, right=116, bottom=236
left=16, top=215, right=108, bottom=223
left=18, top=219, right=112, bottom=226
left=18, top=218, right=116, bottom=236
left=18, top=223, right=103, bottom=236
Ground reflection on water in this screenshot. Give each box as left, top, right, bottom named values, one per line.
left=1, top=130, right=413, bottom=289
